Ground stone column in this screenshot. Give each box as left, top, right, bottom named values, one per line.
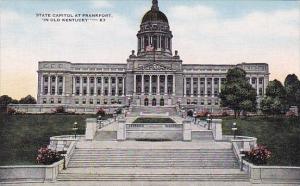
left=256, top=77, right=259, bottom=96
left=149, top=75, right=152, bottom=95
left=219, top=77, right=221, bottom=93
left=101, top=76, right=104, bottom=96
left=116, top=76, right=119, bottom=96
left=164, top=75, right=168, bottom=95
left=108, top=76, right=111, bottom=96
left=198, top=77, right=200, bottom=97
left=263, top=76, right=268, bottom=95
left=141, top=74, right=144, bottom=95
left=80, top=76, right=83, bottom=96
left=94, top=76, right=97, bottom=96
left=72, top=76, right=76, bottom=96
left=40, top=74, right=44, bottom=95
left=122, top=77, right=125, bottom=96
left=62, top=76, right=65, bottom=95
left=212, top=77, right=215, bottom=97
left=172, top=75, right=175, bottom=96
left=184, top=76, right=186, bottom=97
left=133, top=74, right=136, bottom=95
left=191, top=77, right=193, bottom=97
left=55, top=75, right=58, bottom=95
left=204, top=77, right=207, bottom=97
left=156, top=75, right=160, bottom=95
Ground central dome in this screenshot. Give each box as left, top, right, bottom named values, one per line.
left=141, top=0, right=168, bottom=24
left=142, top=10, right=168, bottom=23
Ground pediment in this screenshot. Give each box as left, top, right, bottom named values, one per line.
left=136, top=63, right=173, bottom=71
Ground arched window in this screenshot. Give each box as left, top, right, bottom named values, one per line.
left=160, top=98, right=164, bottom=106
left=152, top=98, right=156, bottom=106
left=144, top=98, right=149, bottom=106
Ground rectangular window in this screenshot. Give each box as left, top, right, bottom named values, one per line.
left=90, top=77, right=94, bottom=84
left=201, top=100, right=204, bottom=105
left=259, top=88, right=263, bottom=96
left=51, top=87, right=55, bottom=95
left=97, top=88, right=101, bottom=95
left=89, top=99, right=93, bottom=104
left=44, top=87, right=48, bottom=95
left=76, top=87, right=80, bottom=95
left=90, top=88, right=94, bottom=95
left=200, top=91, right=204, bottom=96
left=58, top=87, right=63, bottom=95
left=76, top=77, right=80, bottom=84
left=208, top=100, right=212, bottom=105
left=83, top=88, right=87, bottom=95
left=112, top=78, right=116, bottom=84
left=104, top=78, right=108, bottom=84
left=112, top=89, right=116, bottom=96
left=215, top=100, right=219, bottom=105
left=207, top=90, right=211, bottom=96
left=104, top=89, right=108, bottom=96
left=187, top=99, right=191, bottom=104
left=118, top=78, right=122, bottom=84
left=83, top=77, right=87, bottom=84
left=75, top=99, right=79, bottom=104
left=50, top=98, right=54, bottom=104
left=104, top=99, right=107, bottom=104
left=251, top=78, right=256, bottom=84
left=193, top=90, right=197, bottom=96
left=43, top=98, right=47, bottom=104
left=51, top=76, right=56, bottom=82
left=118, top=90, right=122, bottom=96
left=44, top=76, right=48, bottom=83
left=97, top=99, right=100, bottom=105
left=259, top=78, right=263, bottom=84
left=58, top=76, right=63, bottom=83
left=82, top=99, right=86, bottom=104
left=97, top=77, right=101, bottom=84
left=58, top=98, right=62, bottom=104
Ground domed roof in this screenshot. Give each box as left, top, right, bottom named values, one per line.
left=141, top=0, right=168, bottom=24
left=142, top=10, right=168, bottom=23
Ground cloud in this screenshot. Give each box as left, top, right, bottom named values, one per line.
left=167, top=5, right=300, bottom=82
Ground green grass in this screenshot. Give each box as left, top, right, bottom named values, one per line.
left=222, top=116, right=300, bottom=166
left=0, top=113, right=95, bottom=165
left=133, top=117, right=175, bottom=123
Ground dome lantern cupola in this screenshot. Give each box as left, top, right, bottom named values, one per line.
left=137, top=0, right=173, bottom=57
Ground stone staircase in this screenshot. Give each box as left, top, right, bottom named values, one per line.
left=130, top=106, right=177, bottom=116
left=57, top=147, right=248, bottom=182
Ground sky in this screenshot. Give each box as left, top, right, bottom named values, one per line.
left=0, top=0, right=299, bottom=99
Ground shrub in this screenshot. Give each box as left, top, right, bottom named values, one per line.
left=187, top=110, right=194, bottom=117
left=54, top=106, right=65, bottom=113
left=97, top=108, right=106, bottom=117
left=244, top=145, right=271, bottom=165
left=6, top=107, right=16, bottom=115
left=36, top=147, right=62, bottom=165
left=286, top=111, right=296, bottom=118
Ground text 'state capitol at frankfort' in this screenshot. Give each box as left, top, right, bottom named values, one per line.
left=36, top=0, right=269, bottom=112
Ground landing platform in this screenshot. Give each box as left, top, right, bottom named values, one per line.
left=76, top=140, right=232, bottom=150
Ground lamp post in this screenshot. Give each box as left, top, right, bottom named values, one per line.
left=207, top=114, right=212, bottom=130
left=232, top=122, right=237, bottom=139
left=97, top=115, right=102, bottom=128
left=72, top=121, right=78, bottom=139
left=193, top=111, right=197, bottom=124
left=113, top=110, right=117, bottom=121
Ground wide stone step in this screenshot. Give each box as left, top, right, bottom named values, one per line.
left=57, top=173, right=248, bottom=181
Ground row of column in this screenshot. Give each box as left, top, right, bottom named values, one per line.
left=41, top=75, right=65, bottom=96
left=183, top=77, right=222, bottom=97
left=133, top=74, right=175, bottom=96
left=138, top=35, right=171, bottom=52
left=72, top=76, right=125, bottom=97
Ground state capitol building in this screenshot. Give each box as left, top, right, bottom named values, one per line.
left=33, top=0, right=269, bottom=113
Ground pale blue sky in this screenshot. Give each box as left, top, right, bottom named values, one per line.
left=0, top=0, right=299, bottom=98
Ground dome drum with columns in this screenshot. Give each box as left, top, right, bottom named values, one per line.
left=30, top=0, right=269, bottom=114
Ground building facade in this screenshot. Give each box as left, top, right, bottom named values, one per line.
left=37, top=0, right=269, bottom=111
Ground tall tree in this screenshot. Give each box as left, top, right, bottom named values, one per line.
left=19, top=95, right=37, bottom=104
left=220, top=67, right=257, bottom=118
left=0, top=95, right=18, bottom=111
left=261, top=79, right=287, bottom=115
left=284, top=74, right=300, bottom=108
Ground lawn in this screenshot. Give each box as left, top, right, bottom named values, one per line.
left=222, top=116, right=300, bottom=166
left=0, top=113, right=94, bottom=165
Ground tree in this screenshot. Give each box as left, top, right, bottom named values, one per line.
left=19, top=95, right=37, bottom=104
left=284, top=74, right=300, bottom=109
left=219, top=67, right=257, bottom=118
left=261, top=79, right=287, bottom=116
left=0, top=95, right=18, bottom=109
